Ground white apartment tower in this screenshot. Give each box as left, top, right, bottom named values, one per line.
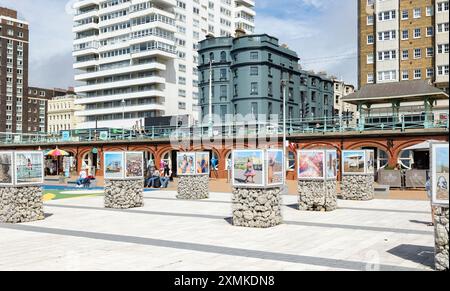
left=73, top=0, right=255, bottom=129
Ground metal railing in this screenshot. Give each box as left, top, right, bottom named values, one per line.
left=1, top=113, right=448, bottom=146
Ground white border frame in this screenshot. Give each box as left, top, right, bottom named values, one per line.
left=0, top=151, right=14, bottom=187
left=297, top=149, right=326, bottom=181
left=342, top=150, right=367, bottom=176
left=13, top=151, right=45, bottom=186
left=124, top=152, right=145, bottom=180
left=266, top=149, right=285, bottom=187
left=176, top=152, right=197, bottom=176
left=104, top=152, right=125, bottom=180
left=195, top=152, right=211, bottom=176
left=325, top=150, right=338, bottom=180
left=431, top=143, right=449, bottom=206
left=232, top=149, right=266, bottom=188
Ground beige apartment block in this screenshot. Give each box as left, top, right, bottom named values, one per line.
left=358, top=0, right=449, bottom=93
left=47, top=94, right=84, bottom=133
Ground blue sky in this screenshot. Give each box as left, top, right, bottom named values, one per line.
left=2, top=0, right=357, bottom=88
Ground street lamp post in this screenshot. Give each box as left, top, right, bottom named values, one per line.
left=281, top=80, right=288, bottom=194
left=121, top=99, right=126, bottom=140
left=208, top=60, right=214, bottom=137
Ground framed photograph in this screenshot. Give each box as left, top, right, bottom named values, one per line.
left=177, top=152, right=196, bottom=176
left=232, top=150, right=265, bottom=187
left=14, top=151, right=44, bottom=186
left=342, top=150, right=366, bottom=175
left=325, top=150, right=338, bottom=180
left=431, top=143, right=449, bottom=206
left=0, top=152, right=14, bottom=186
left=195, top=152, right=210, bottom=175
left=125, top=152, right=144, bottom=179
left=104, top=152, right=124, bottom=180
left=298, top=150, right=325, bottom=180
left=365, top=150, right=375, bottom=174
left=266, top=149, right=284, bottom=186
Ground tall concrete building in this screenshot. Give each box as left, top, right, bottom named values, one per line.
left=0, top=7, right=29, bottom=134
left=198, top=34, right=335, bottom=123
left=358, top=0, right=449, bottom=92
left=73, top=0, right=255, bottom=129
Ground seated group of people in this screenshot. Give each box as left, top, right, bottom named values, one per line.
left=145, top=167, right=171, bottom=188
left=75, top=170, right=94, bottom=188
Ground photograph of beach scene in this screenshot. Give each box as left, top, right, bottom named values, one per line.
left=104, top=152, right=124, bottom=179
left=267, top=149, right=284, bottom=186
left=233, top=150, right=264, bottom=187
left=342, top=151, right=366, bottom=174
left=298, top=150, right=324, bottom=180
left=0, top=152, right=13, bottom=186
left=14, top=152, right=44, bottom=185
left=125, top=152, right=144, bottom=179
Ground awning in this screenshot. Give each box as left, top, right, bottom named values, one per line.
left=403, top=140, right=443, bottom=151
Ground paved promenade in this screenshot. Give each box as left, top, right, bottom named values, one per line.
left=0, top=191, right=435, bottom=271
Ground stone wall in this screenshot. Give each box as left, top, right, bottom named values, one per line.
left=434, top=206, right=449, bottom=271
left=104, top=179, right=144, bottom=209
left=0, top=186, right=44, bottom=223
left=232, top=187, right=283, bottom=228
left=341, top=175, right=374, bottom=201
left=177, top=175, right=209, bottom=200
left=298, top=180, right=337, bottom=211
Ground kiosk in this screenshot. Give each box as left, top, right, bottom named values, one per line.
left=103, top=151, right=144, bottom=209
left=176, top=152, right=210, bottom=200
left=297, top=150, right=338, bottom=211
left=231, top=149, right=284, bottom=228
left=0, top=151, right=45, bottom=223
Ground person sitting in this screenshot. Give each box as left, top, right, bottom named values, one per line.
left=76, top=170, right=87, bottom=188
left=159, top=169, right=171, bottom=188
left=145, top=169, right=161, bottom=188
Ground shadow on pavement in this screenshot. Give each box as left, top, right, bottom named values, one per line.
left=387, top=244, right=434, bottom=269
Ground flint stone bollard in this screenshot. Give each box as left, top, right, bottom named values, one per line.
left=434, top=206, right=449, bottom=271
left=341, top=175, right=374, bottom=201
left=0, top=186, right=44, bottom=223
left=177, top=175, right=209, bottom=200
left=104, top=179, right=144, bottom=209
left=232, top=187, right=283, bottom=228
left=298, top=180, right=337, bottom=211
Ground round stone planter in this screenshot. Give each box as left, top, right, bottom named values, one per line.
left=232, top=187, right=283, bottom=228
left=0, top=186, right=44, bottom=224
left=104, top=179, right=144, bottom=209
left=298, top=180, right=337, bottom=211
left=434, top=205, right=449, bottom=271
left=341, top=174, right=374, bottom=201
left=177, top=175, right=209, bottom=200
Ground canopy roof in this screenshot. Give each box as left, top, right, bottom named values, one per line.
left=343, top=80, right=449, bottom=105
left=403, top=140, right=444, bottom=151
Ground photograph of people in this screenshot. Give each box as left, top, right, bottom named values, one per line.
left=232, top=150, right=264, bottom=187
left=196, top=152, right=210, bottom=175
left=177, top=152, right=195, bottom=175
left=0, top=152, right=13, bottom=185
left=14, top=152, right=44, bottom=185
left=125, top=152, right=144, bottom=178
left=267, top=150, right=283, bottom=186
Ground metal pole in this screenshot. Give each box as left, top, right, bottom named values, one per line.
left=122, top=99, right=125, bottom=140
left=208, top=60, right=213, bottom=137
left=282, top=80, right=287, bottom=194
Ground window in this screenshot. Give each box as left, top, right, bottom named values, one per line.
left=438, top=65, right=449, bottom=76
left=437, top=44, right=449, bottom=54
left=402, top=70, right=409, bottom=80
left=402, top=10, right=409, bottom=19
left=367, top=35, right=374, bottom=44
left=250, top=51, right=258, bottom=60
left=402, top=29, right=409, bottom=40
left=220, top=51, right=226, bottom=62
left=250, top=66, right=258, bottom=76
left=427, top=27, right=433, bottom=37
left=427, top=68, right=434, bottom=78
left=413, top=8, right=421, bottom=18
left=367, top=15, right=374, bottom=25
left=414, top=48, right=422, bottom=59
left=427, top=47, right=434, bottom=57
left=250, top=82, right=258, bottom=95
left=414, top=28, right=421, bottom=38
left=367, top=53, right=374, bottom=64
left=367, top=73, right=374, bottom=83
left=414, top=69, right=422, bottom=79
left=402, top=49, right=409, bottom=60
left=426, top=6, right=434, bottom=16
